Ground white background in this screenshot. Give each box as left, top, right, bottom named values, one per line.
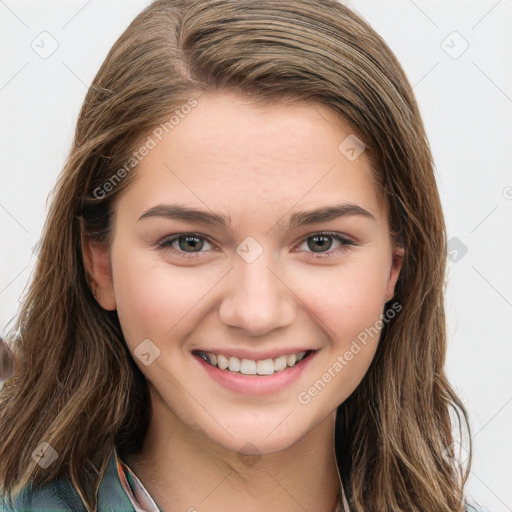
left=1, top=1, right=511, bottom=510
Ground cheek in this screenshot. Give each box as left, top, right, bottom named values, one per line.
left=294, top=262, right=388, bottom=407
left=291, top=254, right=390, bottom=334
left=336, top=267, right=388, bottom=332
left=111, top=248, right=222, bottom=345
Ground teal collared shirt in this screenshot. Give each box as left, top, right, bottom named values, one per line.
left=1, top=451, right=490, bottom=512
left=0, top=451, right=139, bottom=512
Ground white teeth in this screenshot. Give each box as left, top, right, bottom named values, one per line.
left=256, top=358, right=274, bottom=376
left=240, top=359, right=257, bottom=375
left=199, top=350, right=310, bottom=375
left=217, top=354, right=229, bottom=370
left=228, top=356, right=240, bottom=372
left=273, top=355, right=287, bottom=372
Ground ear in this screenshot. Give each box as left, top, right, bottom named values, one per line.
left=82, top=236, right=117, bottom=311
left=385, top=244, right=404, bottom=303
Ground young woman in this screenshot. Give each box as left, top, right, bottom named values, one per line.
left=0, top=0, right=485, bottom=510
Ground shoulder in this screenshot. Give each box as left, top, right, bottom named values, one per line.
left=0, top=477, right=85, bottom=512
left=1, top=451, right=135, bottom=512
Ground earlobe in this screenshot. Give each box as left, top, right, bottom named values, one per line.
left=385, top=245, right=404, bottom=303
left=82, top=237, right=117, bottom=311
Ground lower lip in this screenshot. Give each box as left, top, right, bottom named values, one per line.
left=194, top=353, right=316, bottom=395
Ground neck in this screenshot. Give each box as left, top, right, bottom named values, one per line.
left=125, top=388, right=342, bottom=512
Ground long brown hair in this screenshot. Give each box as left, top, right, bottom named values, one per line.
left=0, top=1, right=475, bottom=510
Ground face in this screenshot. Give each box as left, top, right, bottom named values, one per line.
left=87, top=91, right=403, bottom=456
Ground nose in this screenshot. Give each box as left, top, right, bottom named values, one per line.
left=218, top=250, right=297, bottom=336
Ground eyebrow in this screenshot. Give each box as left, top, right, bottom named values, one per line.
left=137, top=203, right=375, bottom=231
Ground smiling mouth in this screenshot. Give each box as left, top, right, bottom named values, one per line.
left=193, top=350, right=314, bottom=376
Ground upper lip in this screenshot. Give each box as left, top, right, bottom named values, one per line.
left=192, top=348, right=316, bottom=360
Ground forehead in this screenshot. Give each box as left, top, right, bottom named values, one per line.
left=117, top=91, right=387, bottom=226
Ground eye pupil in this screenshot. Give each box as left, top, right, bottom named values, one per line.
left=308, top=235, right=332, bottom=253
left=179, top=236, right=203, bottom=252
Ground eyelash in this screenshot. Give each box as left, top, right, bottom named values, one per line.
left=156, top=232, right=357, bottom=260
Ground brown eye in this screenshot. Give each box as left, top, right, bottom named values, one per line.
left=157, top=233, right=214, bottom=257
left=297, top=232, right=356, bottom=259
left=177, top=235, right=205, bottom=252
left=307, top=234, right=335, bottom=253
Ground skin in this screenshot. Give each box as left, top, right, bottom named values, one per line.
left=86, top=91, right=404, bottom=512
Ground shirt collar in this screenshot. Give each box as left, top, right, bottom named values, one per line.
left=113, top=448, right=160, bottom=512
